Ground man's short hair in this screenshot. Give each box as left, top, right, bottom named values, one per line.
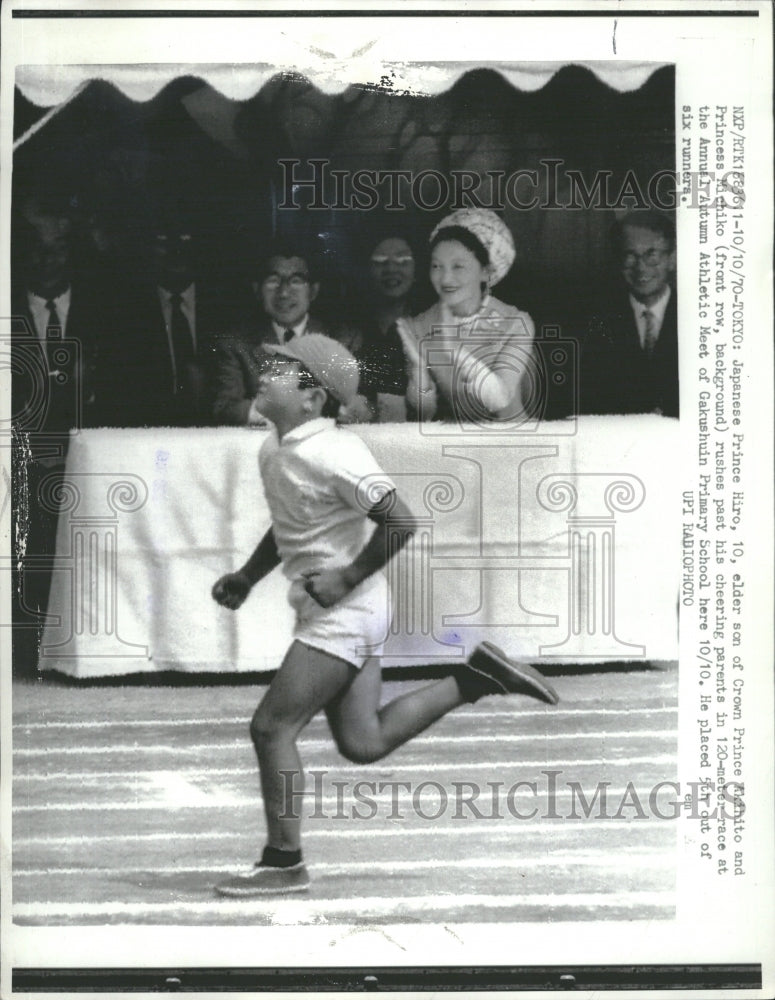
left=12, top=192, right=76, bottom=275
left=255, top=239, right=321, bottom=282
left=612, top=209, right=676, bottom=254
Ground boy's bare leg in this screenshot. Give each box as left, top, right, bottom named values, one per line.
left=325, top=656, right=464, bottom=764
left=251, top=640, right=355, bottom=852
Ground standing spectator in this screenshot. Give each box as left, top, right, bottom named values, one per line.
left=12, top=192, right=104, bottom=435
left=580, top=210, right=678, bottom=417
left=10, top=192, right=105, bottom=675
left=100, top=215, right=224, bottom=426
left=396, top=209, right=535, bottom=425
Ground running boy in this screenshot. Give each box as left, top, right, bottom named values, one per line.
left=211, top=333, right=558, bottom=896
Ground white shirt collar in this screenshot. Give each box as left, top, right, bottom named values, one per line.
left=158, top=283, right=195, bottom=306
left=28, top=286, right=71, bottom=307
left=27, top=287, right=72, bottom=339
left=272, top=316, right=308, bottom=341
left=279, top=416, right=335, bottom=445
left=629, top=284, right=671, bottom=324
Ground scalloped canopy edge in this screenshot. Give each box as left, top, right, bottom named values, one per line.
left=16, top=60, right=669, bottom=107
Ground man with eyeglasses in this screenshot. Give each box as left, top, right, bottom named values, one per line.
left=581, top=209, right=678, bottom=418
left=213, top=243, right=334, bottom=425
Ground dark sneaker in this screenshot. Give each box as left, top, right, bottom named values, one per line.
left=215, top=862, right=310, bottom=897
left=465, top=642, right=559, bottom=705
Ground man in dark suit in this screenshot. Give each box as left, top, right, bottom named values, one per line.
left=212, top=243, right=332, bottom=426
left=10, top=193, right=108, bottom=675
left=581, top=210, right=678, bottom=418
left=102, top=218, right=230, bottom=427
left=11, top=194, right=105, bottom=441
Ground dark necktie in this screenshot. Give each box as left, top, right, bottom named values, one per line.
left=642, top=309, right=658, bottom=358
left=45, top=299, right=62, bottom=337
left=284, top=328, right=295, bottom=343
left=169, top=293, right=194, bottom=393
left=45, top=300, right=65, bottom=374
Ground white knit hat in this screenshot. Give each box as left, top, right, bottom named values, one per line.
left=430, top=208, right=516, bottom=285
left=264, top=334, right=360, bottom=405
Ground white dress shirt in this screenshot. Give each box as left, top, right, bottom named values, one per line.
left=27, top=287, right=72, bottom=342
left=158, top=282, right=197, bottom=351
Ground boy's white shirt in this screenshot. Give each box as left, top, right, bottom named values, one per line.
left=258, top=417, right=396, bottom=582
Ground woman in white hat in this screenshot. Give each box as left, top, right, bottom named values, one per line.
left=396, top=208, right=535, bottom=424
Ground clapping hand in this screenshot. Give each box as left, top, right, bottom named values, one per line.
left=212, top=571, right=252, bottom=610
left=395, top=317, right=422, bottom=368
left=338, top=393, right=375, bottom=425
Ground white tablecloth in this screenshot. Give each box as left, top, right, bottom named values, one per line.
left=39, top=417, right=680, bottom=677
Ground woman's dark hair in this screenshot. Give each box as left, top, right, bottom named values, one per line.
left=368, top=229, right=418, bottom=260
left=429, top=225, right=489, bottom=268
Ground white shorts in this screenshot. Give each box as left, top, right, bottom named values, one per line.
left=287, top=574, right=392, bottom=669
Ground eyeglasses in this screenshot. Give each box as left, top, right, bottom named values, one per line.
left=155, top=234, right=193, bottom=244
left=370, top=255, right=414, bottom=266
left=621, top=248, right=671, bottom=268
left=262, top=274, right=310, bottom=290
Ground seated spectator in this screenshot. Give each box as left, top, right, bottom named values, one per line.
left=100, top=214, right=224, bottom=426
left=395, top=208, right=535, bottom=424
left=213, top=242, right=338, bottom=426
left=580, top=209, right=678, bottom=417
left=339, top=233, right=419, bottom=423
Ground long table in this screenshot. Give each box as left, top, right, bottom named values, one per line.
left=38, top=417, right=680, bottom=677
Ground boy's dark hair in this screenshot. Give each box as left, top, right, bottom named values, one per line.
left=296, top=363, right=341, bottom=419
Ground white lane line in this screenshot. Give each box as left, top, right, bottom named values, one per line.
left=13, top=891, right=673, bottom=921
left=15, top=852, right=673, bottom=877
left=14, top=817, right=676, bottom=846
left=12, top=767, right=677, bottom=813
left=13, top=705, right=677, bottom=731
left=13, top=731, right=676, bottom=758
left=142, top=772, right=234, bottom=807
left=14, top=751, right=678, bottom=785
left=13, top=746, right=680, bottom=795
